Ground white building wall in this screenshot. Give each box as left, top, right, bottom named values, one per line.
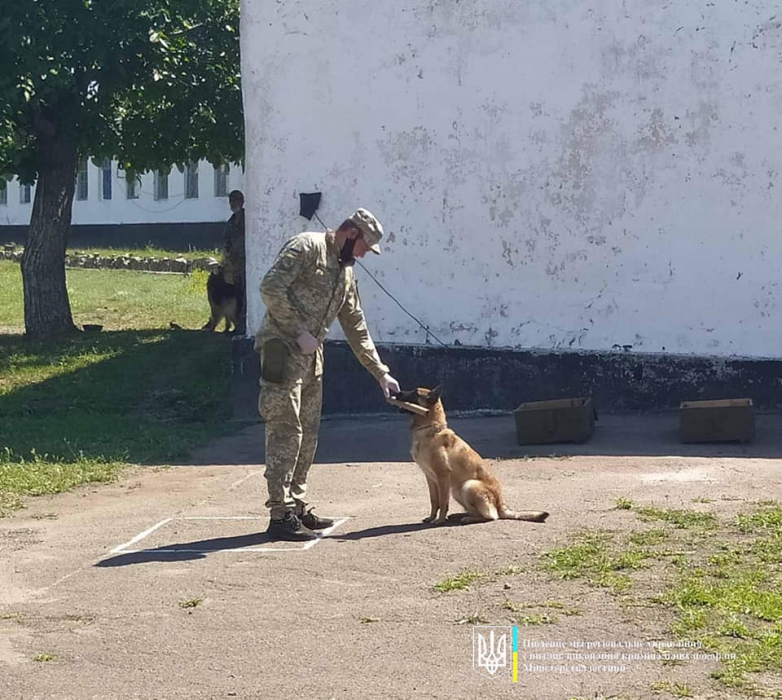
left=0, top=160, right=244, bottom=227
left=244, top=1, right=782, bottom=359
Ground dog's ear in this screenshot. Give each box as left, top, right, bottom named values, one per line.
left=426, top=384, right=444, bottom=405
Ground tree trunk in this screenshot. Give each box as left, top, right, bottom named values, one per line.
left=21, top=121, right=79, bottom=341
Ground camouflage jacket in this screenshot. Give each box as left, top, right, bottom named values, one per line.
left=255, top=231, right=389, bottom=379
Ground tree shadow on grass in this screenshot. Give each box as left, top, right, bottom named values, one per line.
left=4, top=329, right=782, bottom=477
left=0, top=329, right=241, bottom=468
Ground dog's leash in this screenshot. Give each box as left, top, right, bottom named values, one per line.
left=306, top=209, right=450, bottom=348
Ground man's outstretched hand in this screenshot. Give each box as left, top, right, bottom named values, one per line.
left=379, top=373, right=401, bottom=399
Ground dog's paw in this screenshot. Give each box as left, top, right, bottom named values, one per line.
left=432, top=517, right=447, bottom=526
left=422, top=515, right=436, bottom=523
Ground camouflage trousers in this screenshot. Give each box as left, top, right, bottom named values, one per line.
left=258, top=351, right=323, bottom=519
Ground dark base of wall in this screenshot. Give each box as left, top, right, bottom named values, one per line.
left=0, top=223, right=224, bottom=252
left=231, top=340, right=782, bottom=418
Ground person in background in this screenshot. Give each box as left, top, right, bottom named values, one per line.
left=223, top=189, right=246, bottom=334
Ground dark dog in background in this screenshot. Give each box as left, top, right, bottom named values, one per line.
left=201, top=267, right=239, bottom=333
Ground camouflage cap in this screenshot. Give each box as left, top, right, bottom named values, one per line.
left=349, top=208, right=383, bottom=255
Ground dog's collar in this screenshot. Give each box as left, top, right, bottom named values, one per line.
left=413, top=422, right=448, bottom=434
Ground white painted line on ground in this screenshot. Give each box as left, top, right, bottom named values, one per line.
left=111, top=518, right=173, bottom=554
left=181, top=516, right=265, bottom=520
left=106, top=517, right=350, bottom=556
left=116, top=546, right=305, bottom=554
left=303, top=517, right=349, bottom=550
left=226, top=470, right=263, bottom=492
left=50, top=470, right=267, bottom=591
left=184, top=469, right=263, bottom=515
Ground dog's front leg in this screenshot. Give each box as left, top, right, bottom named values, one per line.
left=423, top=475, right=439, bottom=523
left=433, top=473, right=451, bottom=525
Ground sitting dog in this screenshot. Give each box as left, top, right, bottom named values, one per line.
left=394, top=385, right=549, bottom=526
left=201, top=267, right=239, bottom=333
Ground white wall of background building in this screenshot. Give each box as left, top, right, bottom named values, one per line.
left=0, top=159, right=244, bottom=227
left=242, top=0, right=782, bottom=360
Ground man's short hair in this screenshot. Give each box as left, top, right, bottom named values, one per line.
left=228, top=190, right=244, bottom=202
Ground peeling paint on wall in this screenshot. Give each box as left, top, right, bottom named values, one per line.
left=242, top=0, right=782, bottom=360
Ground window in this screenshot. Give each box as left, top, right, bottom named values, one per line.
left=20, top=184, right=31, bottom=204
left=154, top=169, right=168, bottom=201
left=101, top=159, right=112, bottom=200
left=185, top=162, right=199, bottom=199
left=126, top=173, right=141, bottom=200
left=0, top=180, right=6, bottom=206
left=76, top=159, right=89, bottom=201
left=214, top=164, right=229, bottom=197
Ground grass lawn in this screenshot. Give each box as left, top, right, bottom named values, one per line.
left=0, top=257, right=243, bottom=515
left=0, top=260, right=212, bottom=332
left=436, top=500, right=782, bottom=696
left=540, top=501, right=782, bottom=696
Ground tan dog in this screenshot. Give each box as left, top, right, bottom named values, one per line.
left=395, top=386, right=549, bottom=526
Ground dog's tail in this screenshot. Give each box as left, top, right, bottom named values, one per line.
left=499, top=507, right=549, bottom=523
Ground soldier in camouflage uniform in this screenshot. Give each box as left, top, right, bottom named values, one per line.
left=222, top=190, right=246, bottom=334
left=256, top=208, right=401, bottom=541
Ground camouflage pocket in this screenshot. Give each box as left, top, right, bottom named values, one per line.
left=260, top=338, right=290, bottom=384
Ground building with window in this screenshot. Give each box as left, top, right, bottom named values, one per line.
left=0, top=159, right=244, bottom=251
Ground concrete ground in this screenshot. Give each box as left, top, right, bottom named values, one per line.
left=2, top=412, right=782, bottom=700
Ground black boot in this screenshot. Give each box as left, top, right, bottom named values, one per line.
left=266, top=512, right=317, bottom=542
left=299, top=507, right=334, bottom=531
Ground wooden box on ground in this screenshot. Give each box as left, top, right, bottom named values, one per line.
left=514, top=397, right=596, bottom=445
left=679, top=398, right=754, bottom=444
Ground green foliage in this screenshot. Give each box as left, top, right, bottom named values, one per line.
left=636, top=506, right=717, bottom=530
left=540, top=501, right=782, bottom=693
left=0, top=0, right=243, bottom=184
left=542, top=531, right=652, bottom=593
left=433, top=570, right=486, bottom=593
left=0, top=328, right=238, bottom=514
left=0, top=259, right=212, bottom=331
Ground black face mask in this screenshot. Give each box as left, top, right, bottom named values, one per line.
left=339, top=236, right=357, bottom=264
